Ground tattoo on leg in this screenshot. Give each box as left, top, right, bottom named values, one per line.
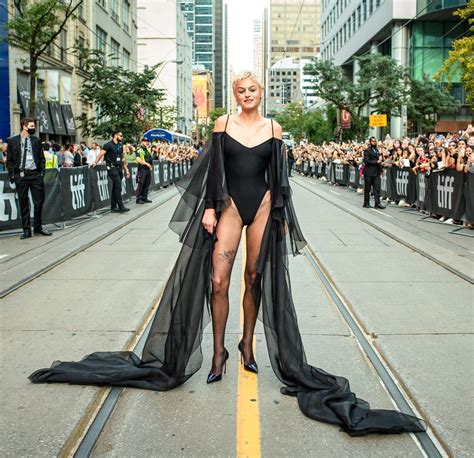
left=218, top=249, right=236, bottom=264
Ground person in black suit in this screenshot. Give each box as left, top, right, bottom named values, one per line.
left=6, top=118, right=52, bottom=239
left=362, top=136, right=386, bottom=209
left=91, top=129, right=130, bottom=213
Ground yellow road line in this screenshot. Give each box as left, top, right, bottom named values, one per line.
left=236, top=232, right=261, bottom=458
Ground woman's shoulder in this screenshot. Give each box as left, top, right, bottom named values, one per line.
left=267, top=118, right=283, bottom=140
left=213, top=114, right=230, bottom=133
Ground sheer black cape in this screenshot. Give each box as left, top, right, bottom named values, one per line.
left=29, top=133, right=426, bottom=436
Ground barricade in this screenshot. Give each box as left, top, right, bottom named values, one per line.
left=0, top=160, right=191, bottom=231
left=315, top=161, right=472, bottom=224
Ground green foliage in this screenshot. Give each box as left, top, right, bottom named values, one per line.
left=304, top=54, right=410, bottom=140
left=274, top=102, right=305, bottom=141
left=5, top=0, right=83, bottom=116
left=76, top=49, right=166, bottom=142
left=204, top=107, right=226, bottom=138
left=434, top=0, right=474, bottom=105
left=407, top=76, right=460, bottom=134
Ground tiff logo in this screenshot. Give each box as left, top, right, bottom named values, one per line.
left=335, top=164, right=344, bottom=181
left=349, top=167, right=356, bottom=183
left=437, top=175, right=454, bottom=209
left=153, top=164, right=160, bottom=184
left=381, top=173, right=387, bottom=191
left=318, top=163, right=323, bottom=174
left=163, top=166, right=168, bottom=182
left=97, top=170, right=110, bottom=201
left=395, top=170, right=409, bottom=196
left=131, top=168, right=138, bottom=191
left=70, top=174, right=85, bottom=210
left=121, top=176, right=127, bottom=195
left=418, top=175, right=426, bottom=202
left=0, top=181, right=18, bottom=221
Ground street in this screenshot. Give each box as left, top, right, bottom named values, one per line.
left=1, top=176, right=472, bottom=457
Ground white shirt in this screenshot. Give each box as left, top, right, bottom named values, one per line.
left=87, top=148, right=98, bottom=165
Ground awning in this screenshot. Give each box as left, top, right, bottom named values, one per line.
left=61, top=104, right=76, bottom=135
left=48, top=101, right=67, bottom=135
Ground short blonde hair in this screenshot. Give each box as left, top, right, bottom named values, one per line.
left=232, top=71, right=263, bottom=95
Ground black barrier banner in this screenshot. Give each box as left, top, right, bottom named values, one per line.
left=60, top=166, right=93, bottom=219
left=163, top=162, right=170, bottom=186
left=152, top=161, right=162, bottom=190
left=328, top=163, right=335, bottom=183
left=389, top=167, right=410, bottom=201
left=129, top=164, right=139, bottom=198
left=348, top=166, right=357, bottom=187
left=0, top=170, right=62, bottom=230
left=333, top=163, right=348, bottom=186
left=89, top=165, right=111, bottom=210
left=174, top=162, right=180, bottom=181
left=415, top=173, right=428, bottom=209
left=428, top=169, right=465, bottom=219
left=464, top=172, right=474, bottom=223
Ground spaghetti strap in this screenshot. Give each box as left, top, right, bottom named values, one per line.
left=224, top=114, right=230, bottom=132
left=271, top=119, right=274, bottom=137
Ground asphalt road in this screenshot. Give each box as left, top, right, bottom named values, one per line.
left=1, top=177, right=472, bottom=457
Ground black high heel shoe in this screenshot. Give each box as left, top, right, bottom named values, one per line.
left=206, top=348, right=229, bottom=384
left=237, top=340, right=258, bottom=374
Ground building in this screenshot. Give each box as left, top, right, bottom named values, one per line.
left=178, top=0, right=227, bottom=110
left=192, top=68, right=215, bottom=122
left=137, top=0, right=193, bottom=135
left=4, top=0, right=138, bottom=142
left=265, top=0, right=321, bottom=116
left=253, top=19, right=264, bottom=85
left=267, top=58, right=302, bottom=115
left=320, top=0, right=471, bottom=137
left=269, top=0, right=321, bottom=67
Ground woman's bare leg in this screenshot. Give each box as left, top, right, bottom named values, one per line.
left=241, top=191, right=271, bottom=362
left=209, top=199, right=243, bottom=374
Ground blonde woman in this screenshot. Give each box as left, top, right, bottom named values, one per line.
left=30, top=71, right=425, bottom=437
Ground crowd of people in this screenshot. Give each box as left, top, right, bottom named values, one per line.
left=288, top=126, right=474, bottom=227
left=0, top=138, right=199, bottom=172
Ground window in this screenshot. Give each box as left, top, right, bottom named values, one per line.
left=123, top=0, right=130, bottom=31
left=122, top=48, right=130, bottom=70
left=110, top=38, right=120, bottom=67
left=60, top=28, right=67, bottom=61
left=97, top=0, right=106, bottom=8
left=369, top=0, right=374, bottom=15
left=78, top=2, right=84, bottom=19
left=111, top=0, right=119, bottom=21
left=352, top=12, right=356, bottom=33
left=78, top=35, right=85, bottom=66
left=96, top=26, right=107, bottom=61
left=357, top=6, right=361, bottom=27
left=362, top=0, right=367, bottom=21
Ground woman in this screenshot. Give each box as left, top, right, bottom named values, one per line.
left=29, top=72, right=425, bottom=437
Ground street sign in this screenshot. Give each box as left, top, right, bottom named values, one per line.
left=369, top=114, right=387, bottom=127
left=340, top=110, right=351, bottom=129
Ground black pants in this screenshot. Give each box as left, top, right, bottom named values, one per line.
left=15, top=170, right=45, bottom=230
left=288, top=160, right=294, bottom=176
left=136, top=167, right=151, bottom=202
left=364, top=174, right=381, bottom=206
left=108, top=167, right=124, bottom=210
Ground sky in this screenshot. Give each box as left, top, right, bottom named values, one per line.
left=226, top=0, right=268, bottom=73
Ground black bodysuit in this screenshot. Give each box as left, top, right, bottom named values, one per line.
left=222, top=117, right=273, bottom=225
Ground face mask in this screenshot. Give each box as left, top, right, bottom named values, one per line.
left=27, top=128, right=36, bottom=135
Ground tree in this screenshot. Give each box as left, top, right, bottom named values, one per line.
left=304, top=54, right=410, bottom=140
left=302, top=109, right=334, bottom=144
left=407, top=76, right=460, bottom=134
left=76, top=49, right=166, bottom=142
left=6, top=0, right=83, bottom=116
left=434, top=0, right=474, bottom=106
left=144, top=105, right=176, bottom=132
left=274, top=102, right=305, bottom=141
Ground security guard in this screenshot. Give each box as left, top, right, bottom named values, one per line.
left=92, top=129, right=130, bottom=213
left=135, top=137, right=153, bottom=204
left=43, top=142, right=58, bottom=169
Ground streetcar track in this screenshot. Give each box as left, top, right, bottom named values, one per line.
left=0, top=187, right=179, bottom=298
left=293, top=178, right=473, bottom=285
left=16, top=179, right=454, bottom=456
left=303, top=243, right=449, bottom=458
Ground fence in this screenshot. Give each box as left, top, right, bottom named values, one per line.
left=303, top=161, right=474, bottom=224
left=0, top=160, right=193, bottom=230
